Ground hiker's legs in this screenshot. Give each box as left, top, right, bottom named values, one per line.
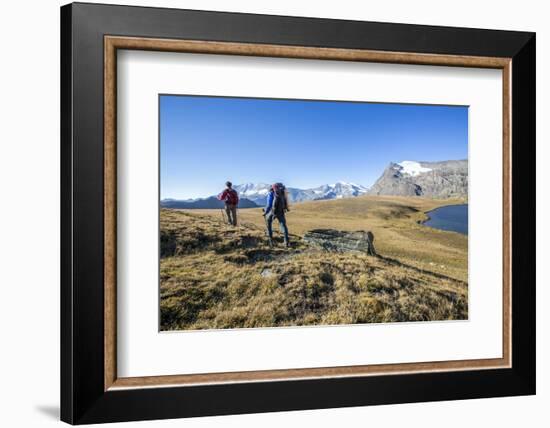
left=225, top=204, right=237, bottom=225
left=230, top=205, right=237, bottom=226
left=277, top=215, right=289, bottom=245
left=224, top=205, right=232, bottom=224
left=266, top=214, right=274, bottom=240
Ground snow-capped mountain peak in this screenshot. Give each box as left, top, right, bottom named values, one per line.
left=331, top=180, right=363, bottom=188
left=332, top=181, right=368, bottom=191
left=231, top=181, right=368, bottom=205
left=233, top=183, right=271, bottom=197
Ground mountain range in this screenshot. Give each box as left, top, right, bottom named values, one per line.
left=234, top=182, right=369, bottom=206
left=161, top=181, right=368, bottom=209
left=160, top=159, right=468, bottom=209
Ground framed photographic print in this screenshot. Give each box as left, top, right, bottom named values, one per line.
left=61, top=2, right=535, bottom=424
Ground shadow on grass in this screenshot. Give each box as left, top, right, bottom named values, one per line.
left=376, top=254, right=467, bottom=285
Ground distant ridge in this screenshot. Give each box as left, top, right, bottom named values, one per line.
left=163, top=181, right=370, bottom=208
left=162, top=160, right=468, bottom=206
left=161, top=196, right=259, bottom=209
left=234, top=181, right=369, bottom=206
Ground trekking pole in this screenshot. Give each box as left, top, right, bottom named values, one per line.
left=220, top=208, right=226, bottom=224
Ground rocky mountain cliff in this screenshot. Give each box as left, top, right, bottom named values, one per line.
left=368, top=160, right=468, bottom=198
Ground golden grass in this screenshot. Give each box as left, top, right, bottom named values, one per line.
left=190, top=195, right=468, bottom=282
left=160, top=195, right=468, bottom=331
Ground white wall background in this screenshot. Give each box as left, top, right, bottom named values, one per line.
left=0, top=0, right=546, bottom=426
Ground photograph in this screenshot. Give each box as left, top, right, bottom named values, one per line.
left=159, top=95, right=469, bottom=331
left=55, top=2, right=537, bottom=424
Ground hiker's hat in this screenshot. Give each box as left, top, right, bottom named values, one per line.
left=226, top=181, right=232, bottom=187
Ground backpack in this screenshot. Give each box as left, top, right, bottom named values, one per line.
left=226, top=189, right=239, bottom=205
left=272, top=183, right=287, bottom=216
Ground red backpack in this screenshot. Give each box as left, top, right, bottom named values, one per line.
left=226, top=189, right=239, bottom=205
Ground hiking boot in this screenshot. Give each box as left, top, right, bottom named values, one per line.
left=284, top=240, right=290, bottom=248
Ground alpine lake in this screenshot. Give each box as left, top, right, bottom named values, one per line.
left=423, top=204, right=468, bottom=235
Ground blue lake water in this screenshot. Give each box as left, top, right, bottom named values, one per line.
left=423, top=204, right=468, bottom=235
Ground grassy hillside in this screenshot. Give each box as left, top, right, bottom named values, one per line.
left=160, top=196, right=468, bottom=331
left=192, top=195, right=468, bottom=282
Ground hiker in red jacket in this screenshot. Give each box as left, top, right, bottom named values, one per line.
left=218, top=181, right=239, bottom=226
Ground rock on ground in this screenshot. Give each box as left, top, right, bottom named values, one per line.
left=303, top=229, right=376, bottom=256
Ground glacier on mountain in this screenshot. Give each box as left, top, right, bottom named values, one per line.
left=396, top=161, right=433, bottom=177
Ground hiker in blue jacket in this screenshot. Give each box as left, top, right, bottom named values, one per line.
left=263, top=183, right=290, bottom=247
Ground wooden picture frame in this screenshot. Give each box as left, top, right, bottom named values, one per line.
left=61, top=2, right=535, bottom=424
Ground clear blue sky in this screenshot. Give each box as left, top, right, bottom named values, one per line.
left=160, top=95, right=468, bottom=200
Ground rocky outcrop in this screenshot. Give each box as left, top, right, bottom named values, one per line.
left=303, top=229, right=376, bottom=256
left=368, top=160, right=468, bottom=198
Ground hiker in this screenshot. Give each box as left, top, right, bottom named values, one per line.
left=217, top=181, right=239, bottom=226
left=263, top=182, right=290, bottom=247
